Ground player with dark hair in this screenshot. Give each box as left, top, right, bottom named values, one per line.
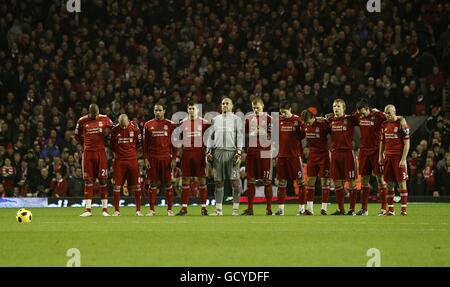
left=75, top=104, right=113, bottom=217
left=143, top=104, right=177, bottom=216
left=175, top=101, right=210, bottom=216
left=354, top=99, right=388, bottom=216
left=110, top=114, right=142, bottom=216
left=300, top=109, right=331, bottom=215
left=327, top=99, right=359, bottom=215
left=242, top=97, right=273, bottom=215
left=379, top=105, right=410, bottom=216
left=274, top=100, right=305, bottom=216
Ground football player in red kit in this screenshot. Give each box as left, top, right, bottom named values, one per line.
left=242, top=97, right=273, bottom=215
left=327, top=99, right=359, bottom=215
left=175, top=102, right=210, bottom=216
left=143, top=104, right=177, bottom=216
left=379, top=105, right=410, bottom=216
left=110, top=114, right=142, bottom=216
left=300, top=109, right=331, bottom=215
left=75, top=104, right=113, bottom=217
left=354, top=99, right=389, bottom=216
left=274, top=100, right=306, bottom=216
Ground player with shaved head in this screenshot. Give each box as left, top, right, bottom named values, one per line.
left=75, top=104, right=113, bottom=217
left=379, top=105, right=410, bottom=216
left=110, top=114, right=143, bottom=216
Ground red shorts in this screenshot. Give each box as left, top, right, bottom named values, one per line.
left=181, top=150, right=206, bottom=177
left=276, top=156, right=303, bottom=181
left=82, top=151, right=108, bottom=180
left=359, top=149, right=382, bottom=176
left=383, top=156, right=408, bottom=183
left=246, top=152, right=272, bottom=180
left=330, top=150, right=356, bottom=180
left=146, top=156, right=172, bottom=183
left=307, top=151, right=330, bottom=178
left=113, top=159, right=140, bottom=186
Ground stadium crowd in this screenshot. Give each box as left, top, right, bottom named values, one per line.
left=1, top=0, right=450, bottom=198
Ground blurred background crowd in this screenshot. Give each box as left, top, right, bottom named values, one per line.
left=1, top=0, right=449, bottom=198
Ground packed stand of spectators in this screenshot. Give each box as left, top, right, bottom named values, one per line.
left=1, top=0, right=450, bottom=197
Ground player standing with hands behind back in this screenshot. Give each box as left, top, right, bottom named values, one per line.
left=143, top=104, right=177, bottom=216
left=206, top=97, right=244, bottom=216
left=75, top=104, right=113, bottom=217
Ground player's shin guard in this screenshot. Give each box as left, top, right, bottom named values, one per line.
left=306, top=186, right=315, bottom=212
left=379, top=185, right=387, bottom=211
left=277, top=185, right=286, bottom=212
left=100, top=184, right=108, bottom=211
left=181, top=185, right=190, bottom=211
left=232, top=185, right=241, bottom=210
left=400, top=189, right=408, bottom=213
left=335, top=188, right=345, bottom=212
left=362, top=185, right=370, bottom=211
left=321, top=185, right=329, bottom=211
left=149, top=186, right=157, bottom=211
left=264, top=184, right=273, bottom=210
left=113, top=185, right=121, bottom=212
left=84, top=182, right=94, bottom=212
left=199, top=184, right=208, bottom=207
left=247, top=183, right=256, bottom=210
left=133, top=186, right=142, bottom=212
left=165, top=186, right=174, bottom=211
left=387, top=189, right=395, bottom=212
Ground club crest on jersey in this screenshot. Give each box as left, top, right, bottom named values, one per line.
left=164, top=125, right=168, bottom=130
left=197, top=125, right=202, bottom=131
left=343, top=126, right=347, bottom=131
left=294, top=121, right=299, bottom=126
left=99, top=122, right=103, bottom=127
left=394, top=127, right=398, bottom=132
left=130, top=131, right=134, bottom=137
left=315, top=127, right=320, bottom=133
left=343, top=119, right=348, bottom=125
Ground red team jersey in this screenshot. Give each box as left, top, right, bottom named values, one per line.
left=329, top=115, right=358, bottom=151
left=355, top=111, right=386, bottom=151
left=302, top=118, right=331, bottom=178
left=354, top=110, right=386, bottom=176
left=143, top=118, right=176, bottom=159
left=382, top=119, right=410, bottom=156
left=278, top=114, right=304, bottom=157
left=328, top=115, right=358, bottom=180
left=74, top=114, right=113, bottom=151
left=245, top=113, right=272, bottom=154
left=74, top=114, right=113, bottom=180
left=381, top=119, right=410, bottom=182
left=302, top=119, right=330, bottom=153
left=245, top=113, right=273, bottom=180
left=179, top=117, right=210, bottom=151
left=110, top=121, right=142, bottom=160
left=178, top=117, right=210, bottom=177
left=143, top=118, right=176, bottom=182
left=276, top=114, right=304, bottom=181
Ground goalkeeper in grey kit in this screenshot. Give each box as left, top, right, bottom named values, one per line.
left=206, top=97, right=244, bottom=216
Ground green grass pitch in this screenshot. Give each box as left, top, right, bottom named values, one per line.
left=1, top=203, right=449, bottom=266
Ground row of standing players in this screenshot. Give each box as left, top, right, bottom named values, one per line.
left=73, top=96, right=410, bottom=217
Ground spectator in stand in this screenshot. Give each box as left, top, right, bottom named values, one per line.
left=422, top=157, right=438, bottom=196
left=40, top=138, right=60, bottom=159
left=35, top=168, right=52, bottom=197
left=1, top=158, right=16, bottom=197
left=436, top=152, right=450, bottom=196
left=50, top=171, right=68, bottom=198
